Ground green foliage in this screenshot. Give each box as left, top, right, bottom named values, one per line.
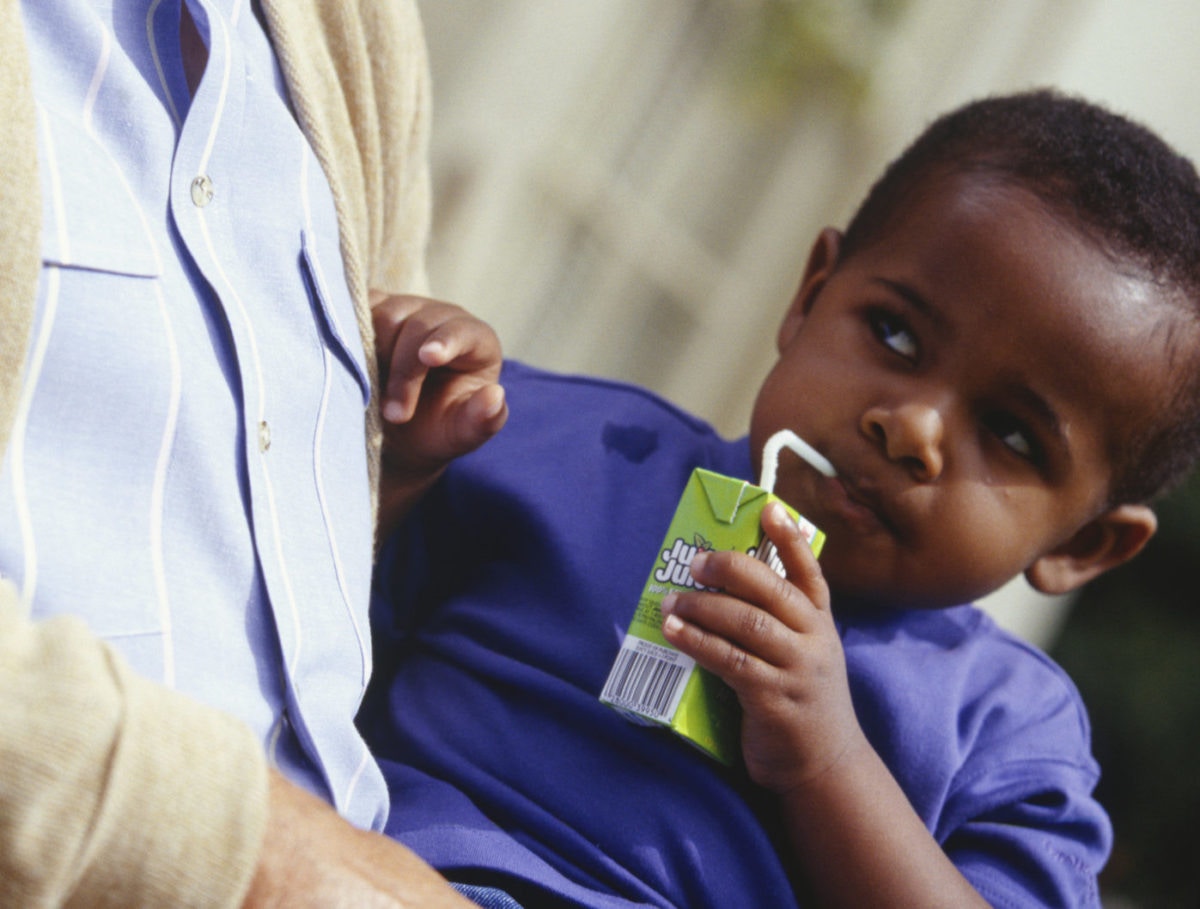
left=725, top=0, right=909, bottom=114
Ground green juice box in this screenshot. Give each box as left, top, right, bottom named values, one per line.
left=600, top=431, right=831, bottom=765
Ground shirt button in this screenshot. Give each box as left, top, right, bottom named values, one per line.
left=258, top=420, right=271, bottom=452
left=190, top=174, right=214, bottom=207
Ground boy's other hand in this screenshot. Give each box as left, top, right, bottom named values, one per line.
left=661, top=501, right=866, bottom=796
left=372, top=293, right=508, bottom=472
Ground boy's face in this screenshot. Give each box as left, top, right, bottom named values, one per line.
left=750, top=174, right=1171, bottom=609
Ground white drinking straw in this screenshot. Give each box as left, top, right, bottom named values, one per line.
left=759, top=429, right=836, bottom=493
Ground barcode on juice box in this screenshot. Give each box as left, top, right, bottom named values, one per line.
left=601, top=638, right=694, bottom=723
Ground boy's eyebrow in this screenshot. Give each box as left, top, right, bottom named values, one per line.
left=872, top=278, right=948, bottom=328
left=1009, top=384, right=1066, bottom=449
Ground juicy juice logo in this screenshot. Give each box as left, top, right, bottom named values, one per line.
left=654, top=534, right=714, bottom=589
left=655, top=533, right=787, bottom=589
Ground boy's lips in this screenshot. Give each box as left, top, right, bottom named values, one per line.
left=771, top=440, right=901, bottom=537
left=821, top=473, right=897, bottom=535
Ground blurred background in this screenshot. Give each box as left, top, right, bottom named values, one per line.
left=416, top=2, right=1200, bottom=905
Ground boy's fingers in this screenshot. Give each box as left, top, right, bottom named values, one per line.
left=382, top=351, right=428, bottom=424
left=416, top=316, right=503, bottom=374
left=388, top=381, right=508, bottom=463
left=449, top=383, right=508, bottom=454
left=685, top=543, right=819, bottom=635
left=662, top=593, right=773, bottom=683
left=379, top=314, right=438, bottom=424
left=384, top=317, right=503, bottom=425
left=761, top=501, right=829, bottom=611
left=663, top=589, right=796, bottom=671
left=381, top=324, right=478, bottom=420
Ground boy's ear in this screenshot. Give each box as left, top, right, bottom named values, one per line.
left=1025, top=504, right=1157, bottom=595
left=778, top=228, right=843, bottom=351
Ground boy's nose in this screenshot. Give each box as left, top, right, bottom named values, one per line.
left=861, top=401, right=945, bottom=481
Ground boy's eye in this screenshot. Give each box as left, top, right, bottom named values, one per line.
left=869, top=311, right=918, bottom=361
left=984, top=412, right=1041, bottom=464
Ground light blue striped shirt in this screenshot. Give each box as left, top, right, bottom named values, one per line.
left=3, top=0, right=387, bottom=828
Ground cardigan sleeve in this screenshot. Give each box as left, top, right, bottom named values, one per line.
left=0, top=583, right=270, bottom=909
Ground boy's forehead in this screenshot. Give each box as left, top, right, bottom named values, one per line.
left=871, top=170, right=1105, bottom=269
left=867, top=175, right=1162, bottom=329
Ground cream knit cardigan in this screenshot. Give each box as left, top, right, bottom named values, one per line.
left=0, top=1, right=431, bottom=905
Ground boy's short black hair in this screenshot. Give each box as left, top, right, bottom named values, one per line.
left=841, top=89, right=1200, bottom=504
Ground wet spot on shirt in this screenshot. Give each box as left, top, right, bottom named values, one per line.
left=602, top=422, right=659, bottom=463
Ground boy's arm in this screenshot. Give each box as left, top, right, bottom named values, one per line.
left=663, top=503, right=990, bottom=908
left=371, top=293, right=508, bottom=542
left=775, top=739, right=991, bottom=908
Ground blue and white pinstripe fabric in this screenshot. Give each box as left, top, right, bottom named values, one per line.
left=3, top=0, right=388, bottom=829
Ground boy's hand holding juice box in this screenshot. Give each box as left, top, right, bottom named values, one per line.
left=601, top=431, right=832, bottom=765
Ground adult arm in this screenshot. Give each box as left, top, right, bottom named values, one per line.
left=1, top=586, right=475, bottom=909
left=246, top=772, right=476, bottom=909
left=0, top=583, right=269, bottom=908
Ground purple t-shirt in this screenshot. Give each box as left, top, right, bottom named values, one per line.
left=360, top=362, right=1111, bottom=907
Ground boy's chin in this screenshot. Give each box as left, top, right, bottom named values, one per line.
left=827, top=590, right=900, bottom=616
left=827, top=578, right=979, bottom=613
left=830, top=591, right=960, bottom=615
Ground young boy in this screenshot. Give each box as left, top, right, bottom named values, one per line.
left=360, top=90, right=1200, bottom=907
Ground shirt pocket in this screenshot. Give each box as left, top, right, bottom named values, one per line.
left=300, top=228, right=372, bottom=406
left=36, top=106, right=161, bottom=279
